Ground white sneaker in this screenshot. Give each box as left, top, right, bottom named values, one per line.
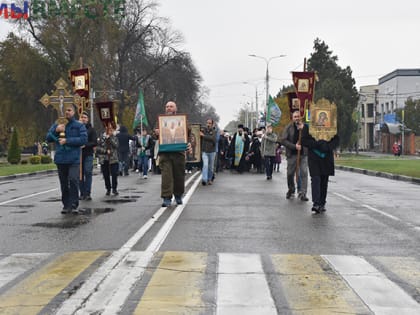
left=135, top=169, right=139, bottom=173
left=143, top=175, right=148, bottom=179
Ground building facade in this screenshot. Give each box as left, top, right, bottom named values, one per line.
left=359, top=69, right=420, bottom=153
left=377, top=69, right=420, bottom=122
left=358, top=85, right=378, bottom=150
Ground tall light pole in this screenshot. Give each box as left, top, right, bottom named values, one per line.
left=243, top=81, right=264, bottom=128
left=242, top=95, right=254, bottom=130
left=248, top=54, right=286, bottom=124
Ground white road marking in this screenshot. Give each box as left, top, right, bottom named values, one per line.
left=332, top=192, right=355, bottom=202
left=362, top=204, right=401, bottom=222
left=56, top=172, right=202, bottom=315
left=0, top=188, right=58, bottom=205
left=323, top=255, right=420, bottom=315
left=333, top=192, right=402, bottom=222
left=216, top=253, right=277, bottom=315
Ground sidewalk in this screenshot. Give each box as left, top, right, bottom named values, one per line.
left=0, top=169, right=58, bottom=182
left=336, top=165, right=420, bottom=185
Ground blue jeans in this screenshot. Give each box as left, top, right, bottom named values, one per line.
left=202, top=152, right=216, bottom=183
left=118, top=151, right=129, bottom=175
left=57, top=163, right=80, bottom=209
left=79, top=155, right=93, bottom=197
left=138, top=155, right=149, bottom=176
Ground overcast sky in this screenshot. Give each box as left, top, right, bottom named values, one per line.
left=2, top=0, right=420, bottom=128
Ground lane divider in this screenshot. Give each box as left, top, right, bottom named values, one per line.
left=0, top=188, right=58, bottom=206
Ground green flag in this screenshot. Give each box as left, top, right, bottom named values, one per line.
left=133, top=89, right=149, bottom=129
left=267, top=95, right=281, bottom=126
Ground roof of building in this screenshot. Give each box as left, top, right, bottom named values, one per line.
left=379, top=69, right=420, bottom=85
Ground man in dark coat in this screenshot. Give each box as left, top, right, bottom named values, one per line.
left=301, top=127, right=339, bottom=214
left=116, top=125, right=134, bottom=176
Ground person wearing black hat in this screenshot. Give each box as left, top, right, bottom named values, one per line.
left=227, top=124, right=250, bottom=173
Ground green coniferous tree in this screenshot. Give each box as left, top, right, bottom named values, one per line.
left=7, top=128, right=21, bottom=164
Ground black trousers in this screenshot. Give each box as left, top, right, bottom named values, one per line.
left=101, top=161, right=119, bottom=191
left=311, top=175, right=329, bottom=207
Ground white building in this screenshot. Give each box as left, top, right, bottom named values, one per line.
left=358, top=85, right=378, bottom=150
left=377, top=69, right=420, bottom=123
left=359, top=69, right=420, bottom=150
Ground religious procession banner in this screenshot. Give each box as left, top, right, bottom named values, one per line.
left=133, top=89, right=149, bottom=130
left=291, top=71, right=316, bottom=118
left=266, top=95, right=281, bottom=126
left=309, top=98, right=337, bottom=141
left=95, top=101, right=117, bottom=129
left=70, top=68, right=90, bottom=113
left=158, top=114, right=188, bottom=152
left=187, top=124, right=201, bottom=163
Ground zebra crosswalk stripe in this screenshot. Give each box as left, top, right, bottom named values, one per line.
left=0, top=251, right=105, bottom=315
left=323, top=255, right=420, bottom=315
left=0, top=253, right=52, bottom=290
left=217, top=253, right=277, bottom=315
left=271, top=254, right=370, bottom=314
left=134, top=251, right=207, bottom=314
left=0, top=251, right=419, bottom=314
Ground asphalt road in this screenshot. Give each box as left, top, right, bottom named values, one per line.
left=0, top=164, right=419, bottom=314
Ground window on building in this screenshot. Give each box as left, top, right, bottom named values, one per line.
left=361, top=104, right=365, bottom=118
left=367, top=104, right=374, bottom=117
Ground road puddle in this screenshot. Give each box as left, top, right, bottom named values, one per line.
left=32, top=207, right=116, bottom=229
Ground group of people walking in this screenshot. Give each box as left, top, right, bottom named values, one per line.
left=46, top=104, right=161, bottom=214
left=46, top=102, right=338, bottom=215
left=213, top=109, right=339, bottom=214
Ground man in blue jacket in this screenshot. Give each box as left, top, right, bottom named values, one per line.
left=47, top=105, right=87, bottom=214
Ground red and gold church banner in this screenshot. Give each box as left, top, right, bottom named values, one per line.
left=70, top=68, right=90, bottom=113
left=291, top=71, right=316, bottom=118
left=95, top=101, right=117, bottom=129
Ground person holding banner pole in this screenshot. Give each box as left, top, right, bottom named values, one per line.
left=280, top=109, right=309, bottom=201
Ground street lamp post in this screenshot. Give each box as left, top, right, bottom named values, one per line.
left=242, top=95, right=254, bottom=130
left=243, top=81, right=264, bottom=128
left=248, top=54, right=286, bottom=125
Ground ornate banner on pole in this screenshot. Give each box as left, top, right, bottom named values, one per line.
left=69, top=67, right=90, bottom=114
left=309, top=98, right=337, bottom=141
left=291, top=71, right=316, bottom=117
